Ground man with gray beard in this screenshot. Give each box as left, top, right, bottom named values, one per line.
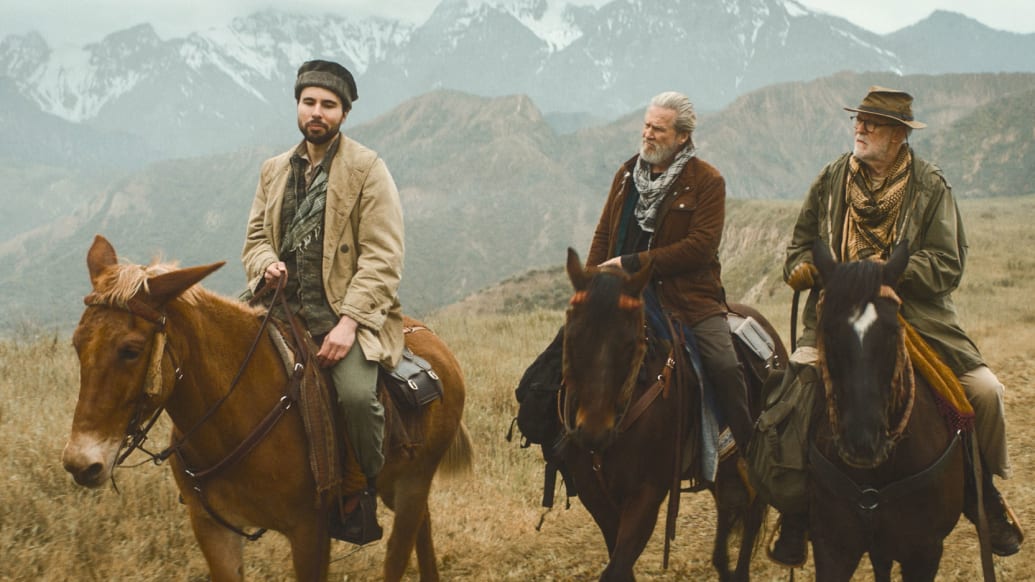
left=586, top=91, right=754, bottom=463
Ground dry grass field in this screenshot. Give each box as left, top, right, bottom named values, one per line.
left=2, top=196, right=1033, bottom=581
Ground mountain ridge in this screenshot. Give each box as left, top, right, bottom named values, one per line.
left=3, top=71, right=1033, bottom=332
left=3, top=0, right=1034, bottom=164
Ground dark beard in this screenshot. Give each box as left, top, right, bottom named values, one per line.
left=298, top=121, right=338, bottom=145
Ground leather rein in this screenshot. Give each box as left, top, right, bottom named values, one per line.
left=83, top=277, right=306, bottom=540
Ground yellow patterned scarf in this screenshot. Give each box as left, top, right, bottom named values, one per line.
left=843, top=147, right=911, bottom=261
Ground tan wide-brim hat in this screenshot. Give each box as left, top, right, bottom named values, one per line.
left=844, top=85, right=926, bottom=129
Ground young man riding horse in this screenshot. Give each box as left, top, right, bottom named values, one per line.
left=242, top=59, right=405, bottom=545
left=772, top=85, right=1023, bottom=565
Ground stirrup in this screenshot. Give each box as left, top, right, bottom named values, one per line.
left=1001, top=496, right=1025, bottom=542
left=991, top=495, right=1025, bottom=556
left=329, top=492, right=383, bottom=545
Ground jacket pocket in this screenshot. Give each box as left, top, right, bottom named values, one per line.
left=658, top=190, right=698, bottom=235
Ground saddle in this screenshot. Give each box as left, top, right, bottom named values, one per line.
left=266, top=317, right=446, bottom=501
left=673, top=321, right=774, bottom=486
left=899, top=315, right=974, bottom=431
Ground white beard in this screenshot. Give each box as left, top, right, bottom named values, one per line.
left=639, top=140, right=681, bottom=167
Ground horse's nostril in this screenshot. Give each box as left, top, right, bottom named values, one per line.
left=72, top=462, right=105, bottom=486
left=84, top=462, right=103, bottom=480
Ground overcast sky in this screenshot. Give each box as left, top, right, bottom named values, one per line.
left=2, top=0, right=1032, bottom=47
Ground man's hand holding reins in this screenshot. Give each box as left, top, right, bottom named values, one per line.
left=264, top=261, right=288, bottom=285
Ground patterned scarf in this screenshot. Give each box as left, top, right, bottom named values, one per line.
left=280, top=138, right=340, bottom=255
left=633, top=145, right=695, bottom=233
left=843, top=146, right=911, bottom=261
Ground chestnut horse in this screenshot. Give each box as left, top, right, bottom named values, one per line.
left=560, top=249, right=784, bottom=581
left=62, top=235, right=472, bottom=581
left=807, top=242, right=965, bottom=581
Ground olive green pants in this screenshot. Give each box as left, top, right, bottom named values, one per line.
left=328, top=342, right=384, bottom=479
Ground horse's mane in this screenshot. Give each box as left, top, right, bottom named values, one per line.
left=93, top=260, right=254, bottom=316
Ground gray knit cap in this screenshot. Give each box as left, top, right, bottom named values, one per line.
left=294, top=60, right=358, bottom=108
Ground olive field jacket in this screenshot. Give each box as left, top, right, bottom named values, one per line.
left=784, top=150, right=983, bottom=375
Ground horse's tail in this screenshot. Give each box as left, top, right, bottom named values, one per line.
left=439, top=421, right=474, bottom=476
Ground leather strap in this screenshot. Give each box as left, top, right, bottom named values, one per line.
left=617, top=351, right=674, bottom=432
left=809, top=432, right=960, bottom=515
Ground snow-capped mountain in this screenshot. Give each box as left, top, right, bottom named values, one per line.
left=2, top=0, right=1032, bottom=163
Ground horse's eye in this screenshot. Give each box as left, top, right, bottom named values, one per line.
left=117, top=346, right=142, bottom=361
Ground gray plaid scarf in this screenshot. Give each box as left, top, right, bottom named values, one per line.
left=280, top=169, right=328, bottom=254
left=280, top=138, right=340, bottom=255
left=633, top=145, right=695, bottom=232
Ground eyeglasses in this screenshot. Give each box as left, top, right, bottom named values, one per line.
left=851, top=115, right=897, bottom=133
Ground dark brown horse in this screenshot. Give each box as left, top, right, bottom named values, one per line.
left=808, top=242, right=965, bottom=581
left=560, top=248, right=784, bottom=581
left=62, top=235, right=472, bottom=581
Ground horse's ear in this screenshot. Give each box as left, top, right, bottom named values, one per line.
left=812, top=239, right=837, bottom=287
left=883, top=240, right=910, bottom=287
left=87, top=235, right=118, bottom=289
left=624, top=256, right=653, bottom=296
left=147, top=262, right=225, bottom=305
left=566, top=247, right=590, bottom=292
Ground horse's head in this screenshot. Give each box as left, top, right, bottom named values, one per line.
left=62, top=235, right=223, bottom=488
left=561, top=248, right=652, bottom=451
left=813, top=240, right=910, bottom=468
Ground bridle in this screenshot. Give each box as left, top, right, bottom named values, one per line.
left=816, top=284, right=916, bottom=454
left=559, top=289, right=676, bottom=456
left=560, top=290, right=648, bottom=442
left=81, top=278, right=305, bottom=539
left=559, top=285, right=683, bottom=569
left=80, top=292, right=183, bottom=471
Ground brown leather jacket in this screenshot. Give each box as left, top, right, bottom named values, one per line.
left=587, top=154, right=727, bottom=326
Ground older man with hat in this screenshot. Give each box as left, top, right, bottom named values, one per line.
left=242, top=59, right=404, bottom=545
left=769, top=86, right=1023, bottom=565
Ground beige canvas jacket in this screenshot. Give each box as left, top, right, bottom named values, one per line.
left=242, top=135, right=405, bottom=367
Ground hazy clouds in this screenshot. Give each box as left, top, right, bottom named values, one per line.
left=3, top=0, right=1033, bottom=47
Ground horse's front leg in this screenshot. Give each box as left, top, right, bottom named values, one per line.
left=286, top=512, right=332, bottom=582
left=598, top=485, right=667, bottom=582
left=811, top=536, right=865, bottom=582
left=869, top=554, right=893, bottom=582
left=185, top=498, right=245, bottom=582
left=896, top=545, right=944, bottom=582
left=570, top=461, right=621, bottom=554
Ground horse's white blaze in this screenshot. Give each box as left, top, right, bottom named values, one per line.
left=851, top=302, right=878, bottom=343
